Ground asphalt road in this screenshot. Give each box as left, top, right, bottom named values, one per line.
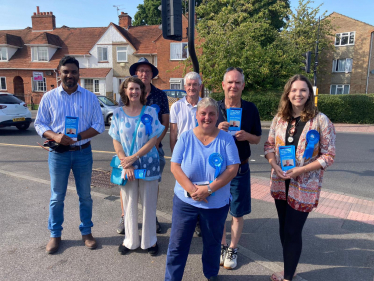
left=1, top=122, right=373, bottom=200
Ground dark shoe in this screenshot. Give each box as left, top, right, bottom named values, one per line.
left=195, top=220, right=202, bottom=237
left=117, top=216, right=125, bottom=234
left=118, top=244, right=130, bottom=255
left=46, top=237, right=61, bottom=254
left=148, top=243, right=159, bottom=256
left=207, top=276, right=219, bottom=281
left=82, top=234, right=97, bottom=250
left=156, top=217, right=162, bottom=233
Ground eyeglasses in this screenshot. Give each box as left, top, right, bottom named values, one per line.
left=226, top=67, right=243, bottom=73
left=136, top=70, right=152, bottom=74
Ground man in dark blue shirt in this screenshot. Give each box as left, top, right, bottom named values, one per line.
left=216, top=67, right=262, bottom=270
left=116, top=58, right=169, bottom=235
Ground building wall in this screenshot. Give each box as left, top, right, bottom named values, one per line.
left=0, top=69, right=57, bottom=104
left=319, top=13, right=374, bottom=94
left=366, top=34, right=374, bottom=94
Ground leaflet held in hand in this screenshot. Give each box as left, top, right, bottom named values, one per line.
left=65, top=116, right=79, bottom=141
left=226, top=108, right=242, bottom=136
left=279, top=146, right=296, bottom=171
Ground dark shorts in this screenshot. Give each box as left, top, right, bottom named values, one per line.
left=157, top=146, right=166, bottom=182
left=229, top=162, right=251, bottom=217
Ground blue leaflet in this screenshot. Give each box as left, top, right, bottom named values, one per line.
left=227, top=108, right=242, bottom=136
left=125, top=169, right=147, bottom=180
left=279, top=146, right=296, bottom=171
left=65, top=116, right=79, bottom=140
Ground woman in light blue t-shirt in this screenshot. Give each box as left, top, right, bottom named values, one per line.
left=109, top=77, right=164, bottom=256
left=165, top=98, right=240, bottom=281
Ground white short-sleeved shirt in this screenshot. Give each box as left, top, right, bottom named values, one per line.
left=170, top=97, right=201, bottom=139
left=171, top=129, right=240, bottom=209
left=109, top=106, right=165, bottom=181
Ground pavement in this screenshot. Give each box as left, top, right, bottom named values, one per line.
left=0, top=111, right=373, bottom=281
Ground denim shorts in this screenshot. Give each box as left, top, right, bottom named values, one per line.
left=229, top=162, right=251, bottom=217
left=157, top=146, right=166, bottom=182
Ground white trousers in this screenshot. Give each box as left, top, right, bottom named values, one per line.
left=120, top=179, right=158, bottom=250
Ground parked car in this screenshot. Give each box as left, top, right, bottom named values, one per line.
left=163, top=89, right=186, bottom=109
left=97, top=95, right=119, bottom=126
left=0, top=93, right=32, bottom=130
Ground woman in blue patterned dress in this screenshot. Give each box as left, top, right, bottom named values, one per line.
left=109, top=77, right=164, bottom=256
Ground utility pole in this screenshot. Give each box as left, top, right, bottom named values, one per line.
left=188, top=0, right=199, bottom=74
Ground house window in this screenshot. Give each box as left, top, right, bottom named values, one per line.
left=330, top=84, right=350, bottom=95
left=0, top=77, right=6, bottom=90
left=117, top=47, right=127, bottom=62
left=32, top=47, right=48, bottom=62
left=332, top=58, right=353, bottom=73
left=98, top=47, right=108, bottom=62
left=335, top=32, right=355, bottom=46
left=170, top=43, right=189, bottom=60
left=32, top=77, right=46, bottom=92
left=169, top=78, right=184, bottom=89
left=84, top=79, right=100, bottom=93
left=0, top=48, right=7, bottom=61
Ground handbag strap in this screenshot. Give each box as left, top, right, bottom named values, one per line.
left=129, top=105, right=146, bottom=156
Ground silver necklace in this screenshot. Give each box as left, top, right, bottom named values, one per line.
left=287, top=117, right=301, bottom=143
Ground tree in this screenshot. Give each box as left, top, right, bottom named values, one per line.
left=133, top=0, right=162, bottom=26
left=194, top=0, right=335, bottom=92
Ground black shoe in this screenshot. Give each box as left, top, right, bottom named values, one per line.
left=117, top=216, right=125, bottom=234
left=148, top=243, right=159, bottom=256
left=118, top=244, right=130, bottom=255
left=156, top=217, right=162, bottom=234
left=195, top=220, right=202, bottom=237
left=207, top=276, right=219, bottom=281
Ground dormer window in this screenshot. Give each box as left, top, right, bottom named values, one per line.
left=32, top=47, right=48, bottom=62
left=0, top=48, right=7, bottom=61
left=98, top=47, right=108, bottom=62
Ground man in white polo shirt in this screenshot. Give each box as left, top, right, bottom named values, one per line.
left=170, top=72, right=202, bottom=152
left=170, top=72, right=203, bottom=236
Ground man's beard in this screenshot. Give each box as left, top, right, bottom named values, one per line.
left=63, top=78, right=77, bottom=88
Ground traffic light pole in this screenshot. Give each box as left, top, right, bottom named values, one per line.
left=188, top=0, right=199, bottom=74
left=314, top=17, right=320, bottom=87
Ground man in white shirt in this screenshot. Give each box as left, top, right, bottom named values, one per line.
left=170, top=72, right=202, bottom=153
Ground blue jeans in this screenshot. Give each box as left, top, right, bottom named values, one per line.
left=165, top=195, right=229, bottom=280
left=48, top=146, right=93, bottom=237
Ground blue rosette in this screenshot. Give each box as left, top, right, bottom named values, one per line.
left=150, top=104, right=160, bottom=114
left=141, top=114, right=153, bottom=136
left=209, top=153, right=224, bottom=179
left=303, top=130, right=320, bottom=161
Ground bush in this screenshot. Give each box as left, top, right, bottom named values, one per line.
left=210, top=92, right=374, bottom=124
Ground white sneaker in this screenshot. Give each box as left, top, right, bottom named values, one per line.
left=223, top=247, right=238, bottom=269
left=220, top=244, right=228, bottom=266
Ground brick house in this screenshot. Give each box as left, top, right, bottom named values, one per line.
left=319, top=12, right=374, bottom=94
left=0, top=7, right=192, bottom=105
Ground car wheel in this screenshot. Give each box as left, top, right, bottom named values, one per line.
left=107, top=114, right=113, bottom=126
left=16, top=123, right=30, bottom=130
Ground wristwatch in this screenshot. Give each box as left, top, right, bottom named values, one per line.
left=207, top=185, right=213, bottom=195
left=77, top=134, right=82, bottom=141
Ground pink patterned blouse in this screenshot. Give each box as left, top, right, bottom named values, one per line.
left=264, top=112, right=336, bottom=212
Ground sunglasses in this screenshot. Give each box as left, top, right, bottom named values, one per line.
left=226, top=67, right=243, bottom=73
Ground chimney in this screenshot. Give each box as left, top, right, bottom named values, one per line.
left=32, top=6, right=56, bottom=31
left=119, top=12, right=132, bottom=29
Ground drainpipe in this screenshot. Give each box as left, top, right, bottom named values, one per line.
left=366, top=32, right=374, bottom=94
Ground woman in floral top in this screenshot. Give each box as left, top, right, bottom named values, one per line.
left=264, top=75, right=336, bottom=281
left=109, top=77, right=164, bottom=256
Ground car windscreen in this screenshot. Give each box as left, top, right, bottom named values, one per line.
left=97, top=96, right=118, bottom=106
left=0, top=95, right=22, bottom=104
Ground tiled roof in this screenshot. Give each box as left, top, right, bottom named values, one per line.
left=79, top=68, right=111, bottom=78
left=0, top=26, right=107, bottom=70
left=127, top=25, right=162, bottom=54
left=28, top=32, right=62, bottom=47
left=0, top=34, right=23, bottom=47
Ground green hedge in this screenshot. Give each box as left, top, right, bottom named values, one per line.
left=210, top=92, right=374, bottom=124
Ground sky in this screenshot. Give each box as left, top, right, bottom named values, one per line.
left=0, top=0, right=374, bottom=30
